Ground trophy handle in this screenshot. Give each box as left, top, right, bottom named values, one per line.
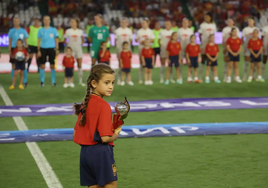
left=124, top=97, right=130, bottom=112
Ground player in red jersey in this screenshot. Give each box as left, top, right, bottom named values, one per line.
left=62, top=47, right=75, bottom=88
left=165, top=32, right=182, bottom=85
left=99, top=41, right=111, bottom=65
left=205, top=34, right=220, bottom=83
left=73, top=63, right=123, bottom=188
left=120, top=41, right=133, bottom=86
left=9, top=39, right=28, bottom=90
left=141, top=39, right=155, bottom=85
left=226, top=28, right=242, bottom=83
left=247, top=29, right=265, bottom=82
left=186, top=34, right=201, bottom=83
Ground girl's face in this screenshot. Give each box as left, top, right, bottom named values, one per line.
left=253, top=30, right=259, bottom=38
left=144, top=40, right=150, bottom=47
left=101, top=43, right=107, bottom=50
left=123, top=43, right=129, bottom=50
left=17, top=41, right=23, bottom=48
left=248, top=19, right=254, bottom=27
left=92, top=73, right=115, bottom=97
left=71, top=19, right=78, bottom=28
left=231, top=29, right=237, bottom=37
left=66, top=49, right=72, bottom=56
left=171, top=33, right=178, bottom=41
left=209, top=35, right=214, bottom=42
left=190, top=36, right=196, bottom=43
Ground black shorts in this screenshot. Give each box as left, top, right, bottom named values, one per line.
left=122, top=68, right=131, bottom=73
left=100, top=61, right=109, bottom=65
left=189, top=56, right=198, bottom=68
left=250, top=50, right=262, bottom=63
left=207, top=56, right=218, bottom=66
left=9, top=48, right=15, bottom=64
left=169, top=55, right=179, bottom=67
left=228, top=52, right=240, bottom=62
left=15, top=60, right=26, bottom=70
left=153, top=47, right=160, bottom=56
left=145, top=58, right=153, bottom=69
left=65, top=68, right=73, bottom=77
left=80, top=144, right=117, bottom=187
left=40, top=48, right=56, bottom=65
left=28, top=45, right=38, bottom=54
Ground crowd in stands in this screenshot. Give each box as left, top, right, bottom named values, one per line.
left=1, top=0, right=268, bottom=34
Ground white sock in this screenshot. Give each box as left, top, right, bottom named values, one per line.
left=214, top=76, right=219, bottom=80
left=223, top=62, right=228, bottom=79
left=243, top=61, right=250, bottom=79
left=235, top=76, right=240, bottom=80
left=160, top=65, right=165, bottom=80
left=257, top=75, right=262, bottom=79
left=205, top=76, right=209, bottom=80
left=194, top=77, right=198, bottom=81
left=78, top=68, right=83, bottom=83
left=227, top=76, right=231, bottom=80
left=139, top=66, right=143, bottom=81
left=261, top=63, right=266, bottom=79
left=248, top=76, right=253, bottom=79
left=187, top=77, right=192, bottom=81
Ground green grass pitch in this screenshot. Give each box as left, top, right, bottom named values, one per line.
left=0, top=46, right=268, bottom=188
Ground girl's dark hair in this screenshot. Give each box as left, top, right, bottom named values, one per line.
left=72, top=18, right=80, bottom=28
left=74, top=63, right=115, bottom=126
left=100, top=41, right=107, bottom=46
left=17, top=39, right=23, bottom=43
left=209, top=34, right=214, bottom=38
left=190, top=34, right=195, bottom=39
left=66, top=47, right=72, bottom=51
left=231, top=27, right=237, bottom=32
left=122, top=41, right=128, bottom=47
left=171, top=32, right=177, bottom=40
left=253, top=29, right=259, bottom=33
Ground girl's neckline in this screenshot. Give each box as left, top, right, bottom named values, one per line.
left=91, top=92, right=102, bottom=98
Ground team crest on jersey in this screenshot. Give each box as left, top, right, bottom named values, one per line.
left=19, top=34, right=24, bottom=39
left=257, top=41, right=260, bottom=45
left=50, top=33, right=54, bottom=38
left=112, top=164, right=117, bottom=176
left=237, top=39, right=239, bottom=43
left=214, top=47, right=216, bottom=50
left=195, top=47, right=198, bottom=50
left=103, top=30, right=106, bottom=32
left=177, top=44, right=180, bottom=48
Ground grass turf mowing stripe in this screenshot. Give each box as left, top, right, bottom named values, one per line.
left=0, top=85, right=63, bottom=188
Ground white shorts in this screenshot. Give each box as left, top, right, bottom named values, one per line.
left=70, top=46, right=83, bottom=59
left=244, top=47, right=250, bottom=57
left=160, top=47, right=167, bottom=58
left=201, top=43, right=207, bottom=54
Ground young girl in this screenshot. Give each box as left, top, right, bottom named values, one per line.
left=141, top=38, right=155, bottom=85
left=205, top=34, right=220, bottom=83
left=120, top=41, right=134, bottom=86
left=226, top=28, right=242, bottom=83
left=165, top=32, right=182, bottom=85
left=62, top=47, right=75, bottom=88
left=99, top=41, right=111, bottom=65
left=186, top=34, right=201, bottom=83
left=9, top=39, right=28, bottom=90
left=73, top=63, right=122, bottom=188
left=247, top=29, right=265, bottom=82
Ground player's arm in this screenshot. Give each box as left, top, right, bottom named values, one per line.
left=101, top=130, right=121, bottom=143
left=226, top=44, right=234, bottom=55
left=141, top=55, right=145, bottom=66
left=257, top=46, right=263, bottom=56
left=37, top=38, right=41, bottom=57
left=206, top=53, right=213, bottom=61
left=179, top=51, right=182, bottom=63
left=81, top=35, right=85, bottom=45
left=24, top=38, right=28, bottom=48
left=186, top=52, right=190, bottom=63
left=88, top=28, right=93, bottom=43
left=214, top=52, right=219, bottom=61
left=8, top=38, right=12, bottom=55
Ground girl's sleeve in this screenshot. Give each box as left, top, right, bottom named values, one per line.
left=97, top=102, right=113, bottom=137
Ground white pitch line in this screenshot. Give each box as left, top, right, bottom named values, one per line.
left=0, top=85, right=63, bottom=188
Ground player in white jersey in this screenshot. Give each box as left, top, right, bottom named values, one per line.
left=261, top=24, right=268, bottom=79
left=178, top=18, right=194, bottom=80
left=222, top=18, right=240, bottom=82
left=135, top=19, right=155, bottom=84
left=158, top=20, right=173, bottom=83
left=64, top=18, right=85, bottom=86
left=241, top=17, right=260, bottom=80
left=198, top=13, right=217, bottom=79
left=115, top=18, right=133, bottom=84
